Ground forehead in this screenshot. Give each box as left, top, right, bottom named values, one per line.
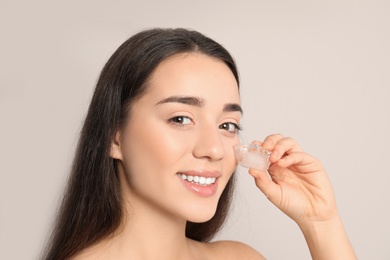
left=145, top=53, right=240, bottom=103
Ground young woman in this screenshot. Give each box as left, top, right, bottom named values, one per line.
left=43, top=28, right=357, bottom=259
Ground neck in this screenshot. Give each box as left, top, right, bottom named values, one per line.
left=101, top=186, right=194, bottom=260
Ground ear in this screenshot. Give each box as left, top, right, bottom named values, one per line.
left=110, top=130, right=123, bottom=160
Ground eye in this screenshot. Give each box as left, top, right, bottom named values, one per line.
left=219, top=122, right=242, bottom=133
left=170, top=116, right=192, bottom=126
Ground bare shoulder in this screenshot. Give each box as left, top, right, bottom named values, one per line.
left=206, top=240, right=266, bottom=259
left=70, top=250, right=104, bottom=260
left=68, top=242, right=109, bottom=260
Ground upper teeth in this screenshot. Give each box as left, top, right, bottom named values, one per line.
left=178, top=174, right=216, bottom=186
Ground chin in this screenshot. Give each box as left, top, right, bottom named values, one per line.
left=184, top=204, right=218, bottom=223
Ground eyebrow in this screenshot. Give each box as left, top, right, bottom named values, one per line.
left=156, top=96, right=205, bottom=107
left=156, top=95, right=243, bottom=114
left=223, top=103, right=243, bottom=114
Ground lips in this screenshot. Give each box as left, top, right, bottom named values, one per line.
left=177, top=170, right=221, bottom=197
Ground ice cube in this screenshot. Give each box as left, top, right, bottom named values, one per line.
left=234, top=144, right=270, bottom=171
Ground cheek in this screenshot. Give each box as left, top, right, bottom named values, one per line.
left=223, top=141, right=239, bottom=178
left=227, top=136, right=240, bottom=160
left=122, top=122, right=190, bottom=180
left=142, top=127, right=191, bottom=167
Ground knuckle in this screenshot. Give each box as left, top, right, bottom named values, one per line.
left=263, top=133, right=284, bottom=145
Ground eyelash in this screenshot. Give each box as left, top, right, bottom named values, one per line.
left=219, top=122, right=243, bottom=133
left=169, top=116, right=242, bottom=134
left=169, top=116, right=193, bottom=126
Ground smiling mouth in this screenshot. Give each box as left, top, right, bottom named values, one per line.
left=177, top=173, right=217, bottom=186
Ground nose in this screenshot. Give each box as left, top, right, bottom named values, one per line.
left=192, top=124, right=224, bottom=161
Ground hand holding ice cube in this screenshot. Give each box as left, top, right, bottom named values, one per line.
left=239, top=135, right=338, bottom=227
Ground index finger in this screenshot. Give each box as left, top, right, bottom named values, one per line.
left=260, top=135, right=303, bottom=162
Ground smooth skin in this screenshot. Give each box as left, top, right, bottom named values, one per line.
left=73, top=53, right=264, bottom=259
left=72, top=53, right=356, bottom=259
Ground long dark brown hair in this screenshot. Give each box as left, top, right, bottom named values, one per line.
left=43, top=28, right=240, bottom=260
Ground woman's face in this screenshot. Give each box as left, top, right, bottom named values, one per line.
left=112, top=53, right=241, bottom=223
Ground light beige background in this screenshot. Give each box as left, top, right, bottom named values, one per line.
left=1, top=0, right=389, bottom=259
